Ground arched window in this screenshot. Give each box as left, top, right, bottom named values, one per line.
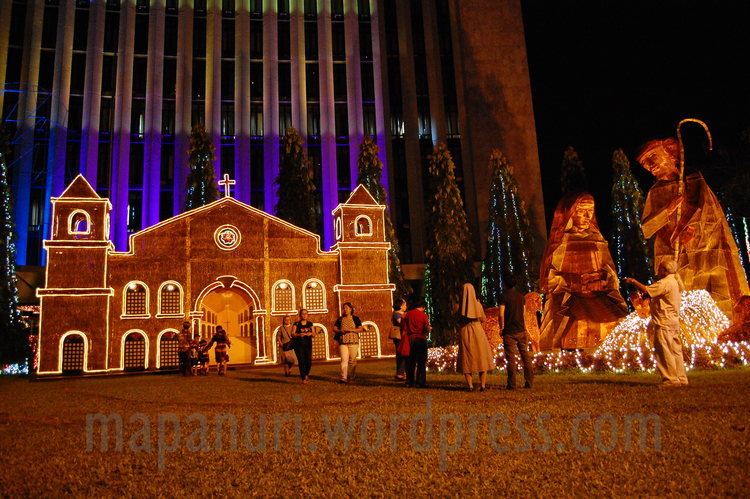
left=123, top=281, right=150, bottom=318
left=157, top=281, right=183, bottom=317
left=60, top=332, right=87, bottom=374
left=359, top=322, right=381, bottom=358
left=302, top=279, right=326, bottom=312
left=311, top=324, right=330, bottom=360
left=354, top=215, right=372, bottom=236
left=121, top=331, right=149, bottom=370
left=272, top=280, right=296, bottom=314
left=335, top=216, right=343, bottom=241
left=157, top=330, right=180, bottom=369
left=68, top=210, right=91, bottom=235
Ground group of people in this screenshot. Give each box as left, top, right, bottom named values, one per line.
left=177, top=321, right=231, bottom=376
left=276, top=304, right=366, bottom=385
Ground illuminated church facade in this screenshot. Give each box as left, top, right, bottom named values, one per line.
left=36, top=174, right=394, bottom=375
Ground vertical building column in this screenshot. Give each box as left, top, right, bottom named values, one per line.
left=262, top=0, right=279, bottom=213
left=110, top=0, right=136, bottom=250
left=12, top=0, right=44, bottom=265
left=421, top=0, right=445, bottom=143
left=235, top=0, right=252, bottom=203
left=42, top=0, right=76, bottom=247
left=290, top=0, right=306, bottom=137
left=205, top=0, right=222, bottom=179
left=80, top=0, right=105, bottom=185
left=447, top=0, right=478, bottom=242
left=318, top=0, right=337, bottom=248
left=345, top=0, right=363, bottom=188
left=395, top=0, right=425, bottom=261
left=0, top=0, right=12, bottom=113
left=173, top=1, right=193, bottom=214
left=369, top=0, right=390, bottom=199
left=143, top=1, right=165, bottom=227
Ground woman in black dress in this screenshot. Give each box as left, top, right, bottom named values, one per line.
left=292, top=309, right=317, bottom=384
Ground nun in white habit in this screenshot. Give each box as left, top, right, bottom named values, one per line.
left=457, top=283, right=496, bottom=391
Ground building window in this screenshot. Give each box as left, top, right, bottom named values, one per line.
left=61, top=333, right=86, bottom=373
left=354, top=215, right=372, bottom=236
left=272, top=280, right=295, bottom=313
left=68, top=210, right=91, bottom=235
left=123, top=282, right=150, bottom=317
left=158, top=281, right=183, bottom=316
left=122, top=331, right=148, bottom=370
left=302, top=279, right=326, bottom=312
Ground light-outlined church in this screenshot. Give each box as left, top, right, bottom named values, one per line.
left=36, top=175, right=395, bottom=375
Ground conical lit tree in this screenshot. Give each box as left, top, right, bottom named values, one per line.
left=610, top=148, right=652, bottom=290
left=424, top=142, right=474, bottom=346
left=275, top=127, right=317, bottom=233
left=356, top=137, right=411, bottom=299
left=480, top=149, right=535, bottom=306
left=0, top=126, right=27, bottom=367
left=185, top=124, right=219, bottom=211
left=560, top=145, right=587, bottom=196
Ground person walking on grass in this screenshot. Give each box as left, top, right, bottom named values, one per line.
left=277, top=315, right=298, bottom=377
left=333, top=302, right=365, bottom=384
left=292, top=309, right=317, bottom=384
left=499, top=274, right=534, bottom=389
left=624, top=258, right=688, bottom=387
left=206, top=325, right=232, bottom=376
left=457, top=283, right=495, bottom=392
left=401, top=298, right=431, bottom=388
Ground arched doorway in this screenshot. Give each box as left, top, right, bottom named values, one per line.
left=194, top=277, right=266, bottom=366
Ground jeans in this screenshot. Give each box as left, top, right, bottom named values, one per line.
left=293, top=338, right=313, bottom=380
left=503, top=331, right=534, bottom=388
left=393, top=339, right=407, bottom=376
left=406, top=337, right=428, bottom=387
left=339, top=343, right=359, bottom=381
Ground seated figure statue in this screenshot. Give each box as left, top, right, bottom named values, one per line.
left=539, top=193, right=629, bottom=350
left=637, top=138, right=750, bottom=317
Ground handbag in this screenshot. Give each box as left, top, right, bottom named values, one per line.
left=282, top=341, right=295, bottom=351
left=388, top=326, right=402, bottom=341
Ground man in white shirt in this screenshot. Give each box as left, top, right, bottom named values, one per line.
left=624, top=259, right=688, bottom=386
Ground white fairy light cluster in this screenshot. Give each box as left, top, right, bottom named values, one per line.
left=426, top=290, right=748, bottom=374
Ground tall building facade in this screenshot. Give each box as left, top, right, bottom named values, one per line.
left=1, top=0, right=544, bottom=266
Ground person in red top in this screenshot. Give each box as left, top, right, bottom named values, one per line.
left=400, top=298, right=431, bottom=388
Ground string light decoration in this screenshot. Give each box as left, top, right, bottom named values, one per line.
left=610, top=149, right=653, bottom=297
left=426, top=290, right=749, bottom=374
left=185, top=124, right=219, bottom=211
left=480, top=149, right=536, bottom=304
left=356, top=136, right=411, bottom=299
left=0, top=127, right=27, bottom=369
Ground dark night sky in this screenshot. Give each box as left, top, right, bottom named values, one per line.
left=521, top=0, right=750, bottom=231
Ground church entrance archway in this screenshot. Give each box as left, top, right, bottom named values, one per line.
left=193, top=277, right=268, bottom=366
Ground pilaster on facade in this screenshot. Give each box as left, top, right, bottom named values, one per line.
left=80, top=0, right=106, bottom=187
left=235, top=0, right=252, bottom=204
left=318, top=0, right=337, bottom=249
left=262, top=0, right=279, bottom=214
left=345, top=0, right=363, bottom=189
left=205, top=0, right=222, bottom=180
left=173, top=3, right=194, bottom=214
left=143, top=1, right=166, bottom=227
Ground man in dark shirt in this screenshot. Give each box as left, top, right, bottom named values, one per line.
left=498, top=274, right=534, bottom=389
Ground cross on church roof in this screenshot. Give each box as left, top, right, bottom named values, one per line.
left=219, top=174, right=236, bottom=198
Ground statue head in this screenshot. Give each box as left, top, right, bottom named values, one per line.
left=569, top=195, right=595, bottom=232
left=637, top=138, right=680, bottom=180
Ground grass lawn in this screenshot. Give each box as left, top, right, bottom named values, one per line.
left=1, top=360, right=749, bottom=496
